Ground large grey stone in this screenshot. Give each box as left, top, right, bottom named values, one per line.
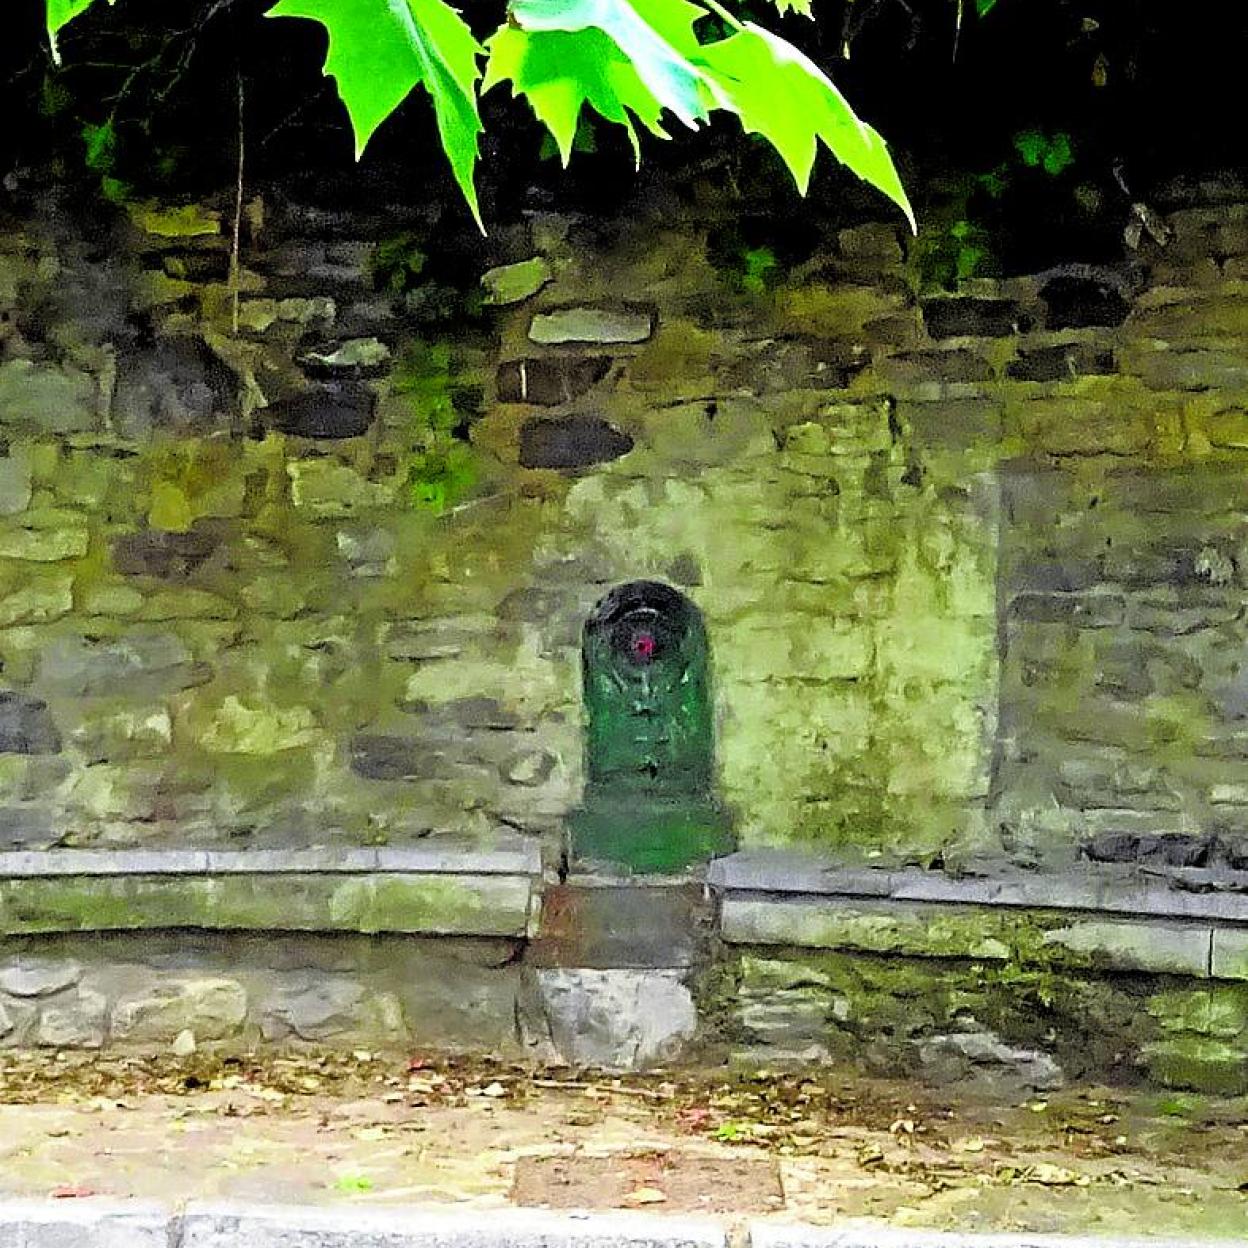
left=110, top=976, right=247, bottom=1043
left=0, top=959, right=81, bottom=997
left=0, top=1201, right=170, bottom=1248
left=0, top=692, right=61, bottom=754
left=919, top=1027, right=1065, bottom=1093
left=259, top=978, right=402, bottom=1043
left=534, top=968, right=697, bottom=1070
left=36, top=986, right=108, bottom=1047
left=180, top=1205, right=727, bottom=1248
left=32, top=631, right=199, bottom=699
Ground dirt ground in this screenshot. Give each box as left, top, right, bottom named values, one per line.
left=1, top=1051, right=1246, bottom=1237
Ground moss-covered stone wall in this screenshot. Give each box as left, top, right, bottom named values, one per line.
left=0, top=184, right=1245, bottom=869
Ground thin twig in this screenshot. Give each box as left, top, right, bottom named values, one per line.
left=230, top=69, right=245, bottom=337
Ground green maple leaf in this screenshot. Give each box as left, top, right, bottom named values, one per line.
left=695, top=22, right=914, bottom=228
left=769, top=0, right=814, bottom=17
left=485, top=0, right=714, bottom=163
left=484, top=25, right=674, bottom=164
left=46, top=0, right=111, bottom=63
left=268, top=0, right=485, bottom=227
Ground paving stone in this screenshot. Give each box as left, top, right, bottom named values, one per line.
left=0, top=1201, right=171, bottom=1248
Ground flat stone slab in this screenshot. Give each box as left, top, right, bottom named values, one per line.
left=0, top=871, right=534, bottom=938
left=0, top=842, right=542, bottom=877
left=180, top=1205, right=728, bottom=1248
left=707, top=851, right=1248, bottom=923
left=528, top=306, right=654, bottom=345
left=720, top=896, right=1223, bottom=978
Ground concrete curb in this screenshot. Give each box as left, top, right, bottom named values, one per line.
left=0, top=1204, right=1242, bottom=1248
left=0, top=1200, right=169, bottom=1248
left=747, top=1224, right=1244, bottom=1248
left=178, top=1205, right=727, bottom=1248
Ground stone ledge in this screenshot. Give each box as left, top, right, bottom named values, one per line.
left=707, top=851, right=1248, bottom=923
left=720, top=897, right=1218, bottom=978
left=0, top=1200, right=170, bottom=1248
left=749, top=1223, right=1228, bottom=1248
left=0, top=872, right=534, bottom=938
left=179, top=1204, right=727, bottom=1248
left=0, top=841, right=542, bottom=878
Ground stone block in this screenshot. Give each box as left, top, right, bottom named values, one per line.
left=0, top=692, right=61, bottom=754
left=530, top=883, right=704, bottom=969
left=1041, top=920, right=1211, bottom=976
left=1212, top=928, right=1248, bottom=980
left=0, top=520, right=89, bottom=561
left=36, top=985, right=107, bottom=1047
left=0, top=359, right=98, bottom=433
left=0, top=448, right=33, bottom=515
left=112, top=524, right=222, bottom=580
left=0, top=958, right=81, bottom=997
left=921, top=297, right=1027, bottom=339
left=348, top=734, right=460, bottom=782
left=287, top=459, right=394, bottom=517
left=1041, top=275, right=1130, bottom=328
left=533, top=967, right=696, bottom=1069
left=877, top=349, right=992, bottom=400
left=482, top=256, right=553, bottom=305
left=299, top=338, right=392, bottom=377
left=721, top=899, right=1013, bottom=960
left=497, top=356, right=612, bottom=405
left=518, top=416, right=634, bottom=470
left=1006, top=342, right=1116, bottom=382
left=260, top=382, right=376, bottom=438
left=0, top=872, right=534, bottom=938
left=110, top=976, right=248, bottom=1043
left=33, top=631, right=198, bottom=699
left=259, top=977, right=403, bottom=1043
left=1142, top=1034, right=1248, bottom=1094
left=529, top=306, right=655, bottom=345
left=1008, top=592, right=1125, bottom=627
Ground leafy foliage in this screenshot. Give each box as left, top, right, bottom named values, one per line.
left=267, top=0, right=485, bottom=225
left=46, top=0, right=913, bottom=229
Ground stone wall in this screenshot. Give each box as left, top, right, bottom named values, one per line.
left=0, top=182, right=1245, bottom=873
